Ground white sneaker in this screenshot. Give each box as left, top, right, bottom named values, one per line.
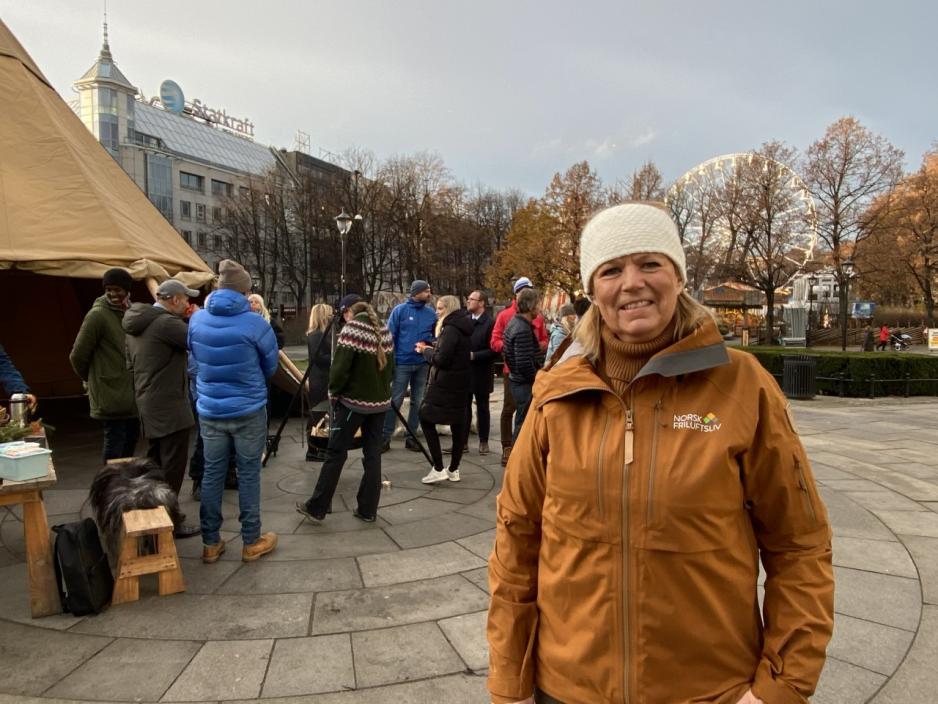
left=446, top=468, right=461, bottom=482
left=421, top=468, right=448, bottom=484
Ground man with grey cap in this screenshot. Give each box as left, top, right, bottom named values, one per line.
left=381, top=279, right=437, bottom=451
left=123, top=278, right=202, bottom=538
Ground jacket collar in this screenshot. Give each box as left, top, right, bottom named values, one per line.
left=536, top=319, right=729, bottom=406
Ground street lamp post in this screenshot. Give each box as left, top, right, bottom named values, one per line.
left=335, top=210, right=352, bottom=299
left=840, top=259, right=857, bottom=351
left=806, top=275, right=818, bottom=348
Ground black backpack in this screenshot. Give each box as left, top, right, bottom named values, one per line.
left=52, top=518, right=114, bottom=615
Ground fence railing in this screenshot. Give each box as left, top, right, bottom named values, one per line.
left=771, top=371, right=938, bottom=398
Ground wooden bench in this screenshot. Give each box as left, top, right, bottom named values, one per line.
left=111, top=507, right=185, bottom=605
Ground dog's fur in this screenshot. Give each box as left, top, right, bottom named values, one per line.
left=89, top=458, right=182, bottom=564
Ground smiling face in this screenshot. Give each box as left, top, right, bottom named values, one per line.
left=591, top=253, right=683, bottom=344
left=104, top=285, right=128, bottom=306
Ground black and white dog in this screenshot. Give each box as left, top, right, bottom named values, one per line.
left=89, top=459, right=182, bottom=564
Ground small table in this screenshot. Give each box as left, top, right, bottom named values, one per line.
left=0, top=463, right=62, bottom=618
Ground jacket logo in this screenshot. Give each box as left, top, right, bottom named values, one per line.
left=673, top=412, right=722, bottom=433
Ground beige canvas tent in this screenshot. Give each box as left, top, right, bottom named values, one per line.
left=0, top=19, right=213, bottom=397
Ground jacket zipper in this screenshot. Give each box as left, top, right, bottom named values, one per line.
left=622, top=394, right=634, bottom=704
left=645, top=399, right=662, bottom=524
left=597, top=413, right=611, bottom=522
left=796, top=459, right=817, bottom=523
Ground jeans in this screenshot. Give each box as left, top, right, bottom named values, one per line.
left=509, top=381, right=533, bottom=445
left=466, top=390, right=490, bottom=443
left=382, top=363, right=429, bottom=440
left=499, top=375, right=517, bottom=449
left=306, top=405, right=384, bottom=518
left=188, top=400, right=204, bottom=481
left=199, top=407, right=267, bottom=546
left=102, top=418, right=140, bottom=464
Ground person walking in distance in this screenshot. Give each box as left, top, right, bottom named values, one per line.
left=490, top=277, right=548, bottom=465
left=69, top=268, right=139, bottom=462
left=122, top=278, right=202, bottom=539
left=188, top=260, right=280, bottom=563
left=466, top=290, right=496, bottom=455
left=417, top=295, right=473, bottom=484
left=877, top=324, right=890, bottom=351
left=502, top=287, right=543, bottom=444
left=382, top=280, right=437, bottom=452
left=296, top=299, right=395, bottom=524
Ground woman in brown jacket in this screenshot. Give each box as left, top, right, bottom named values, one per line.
left=487, top=202, right=834, bottom=704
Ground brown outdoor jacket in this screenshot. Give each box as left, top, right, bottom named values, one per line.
left=487, top=321, right=834, bottom=704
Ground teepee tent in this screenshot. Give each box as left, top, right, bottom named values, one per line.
left=0, top=19, right=213, bottom=398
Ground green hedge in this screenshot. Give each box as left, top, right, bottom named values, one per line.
left=739, top=347, right=938, bottom=397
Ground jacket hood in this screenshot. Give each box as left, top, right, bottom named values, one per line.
left=443, top=308, right=473, bottom=335
left=536, top=318, right=729, bottom=404
left=123, top=302, right=168, bottom=336
left=206, top=288, right=251, bottom=317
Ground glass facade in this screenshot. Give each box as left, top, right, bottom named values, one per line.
left=98, top=87, right=118, bottom=114
left=99, top=113, right=119, bottom=153
left=146, top=153, right=174, bottom=223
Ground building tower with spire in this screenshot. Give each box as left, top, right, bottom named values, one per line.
left=73, top=14, right=136, bottom=160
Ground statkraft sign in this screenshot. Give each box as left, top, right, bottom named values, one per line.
left=148, top=81, right=255, bottom=139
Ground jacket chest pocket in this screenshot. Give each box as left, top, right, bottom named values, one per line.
left=543, top=409, right=620, bottom=544
left=641, top=423, right=746, bottom=553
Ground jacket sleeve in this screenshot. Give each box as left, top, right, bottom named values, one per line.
left=0, top=344, right=29, bottom=395
left=511, top=324, right=539, bottom=383
left=155, top=315, right=190, bottom=351
left=742, top=370, right=834, bottom=704
left=427, top=326, right=458, bottom=370
left=255, top=321, right=280, bottom=379
left=490, top=309, right=508, bottom=353
left=488, top=390, right=549, bottom=703
left=328, top=332, right=355, bottom=396
left=69, top=309, right=101, bottom=381
left=533, top=314, right=548, bottom=349
left=473, top=319, right=496, bottom=364
left=386, top=306, right=401, bottom=347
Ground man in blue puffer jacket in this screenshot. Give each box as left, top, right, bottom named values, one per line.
left=381, top=280, right=437, bottom=451
left=188, top=259, right=280, bottom=564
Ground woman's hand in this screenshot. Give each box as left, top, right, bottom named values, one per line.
left=415, top=341, right=430, bottom=353
left=736, top=690, right=764, bottom=704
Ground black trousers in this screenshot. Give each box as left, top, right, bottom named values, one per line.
left=306, top=406, right=384, bottom=518
left=420, top=418, right=469, bottom=472
left=466, top=389, right=491, bottom=443
left=146, top=426, right=191, bottom=495
left=499, top=374, right=516, bottom=449
left=102, top=418, right=140, bottom=464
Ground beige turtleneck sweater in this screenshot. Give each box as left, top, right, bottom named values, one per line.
left=599, top=323, right=675, bottom=400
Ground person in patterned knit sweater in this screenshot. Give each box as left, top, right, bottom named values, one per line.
left=296, top=297, right=395, bottom=523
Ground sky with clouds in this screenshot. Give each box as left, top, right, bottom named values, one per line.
left=3, top=1, right=935, bottom=195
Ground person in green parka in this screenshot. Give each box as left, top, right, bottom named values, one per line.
left=69, top=268, right=139, bottom=462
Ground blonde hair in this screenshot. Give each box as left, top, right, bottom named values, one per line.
left=307, top=303, right=334, bottom=334
left=348, top=301, right=388, bottom=370
left=434, top=295, right=462, bottom=337
left=247, top=293, right=270, bottom=322
left=573, top=291, right=713, bottom=362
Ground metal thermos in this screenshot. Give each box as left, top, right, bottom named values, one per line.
left=9, top=393, right=28, bottom=427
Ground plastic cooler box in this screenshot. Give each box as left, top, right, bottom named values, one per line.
left=0, top=442, right=52, bottom=481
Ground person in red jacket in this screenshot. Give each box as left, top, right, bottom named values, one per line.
left=490, top=277, right=547, bottom=466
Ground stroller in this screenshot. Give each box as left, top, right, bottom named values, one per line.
left=890, top=333, right=912, bottom=351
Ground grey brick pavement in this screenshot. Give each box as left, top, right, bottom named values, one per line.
left=2, top=391, right=938, bottom=702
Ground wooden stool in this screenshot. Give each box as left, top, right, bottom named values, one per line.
left=111, top=507, right=185, bottom=605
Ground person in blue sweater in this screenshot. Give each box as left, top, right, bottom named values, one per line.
left=382, top=280, right=437, bottom=452
left=188, top=260, right=280, bottom=564
left=0, top=343, right=36, bottom=409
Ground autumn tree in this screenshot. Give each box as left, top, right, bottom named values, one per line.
left=803, top=116, right=904, bottom=347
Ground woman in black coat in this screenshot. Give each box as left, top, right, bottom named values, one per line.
left=305, top=303, right=334, bottom=461
left=415, top=295, right=473, bottom=484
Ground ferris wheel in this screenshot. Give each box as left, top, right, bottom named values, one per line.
left=667, top=153, right=818, bottom=284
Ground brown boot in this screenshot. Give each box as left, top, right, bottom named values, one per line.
left=479, top=442, right=490, bottom=456
left=242, top=532, right=278, bottom=562
left=501, top=446, right=511, bottom=466
left=202, top=539, right=226, bottom=564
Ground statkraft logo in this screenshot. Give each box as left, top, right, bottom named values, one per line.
left=673, top=412, right=722, bottom=433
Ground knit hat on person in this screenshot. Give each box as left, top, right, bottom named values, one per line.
left=102, top=267, right=133, bottom=291
left=156, top=279, right=199, bottom=299
left=512, top=276, right=533, bottom=294
left=218, top=259, right=252, bottom=294
left=579, top=202, right=687, bottom=292
left=409, top=280, right=431, bottom=297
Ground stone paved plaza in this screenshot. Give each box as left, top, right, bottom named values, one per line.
left=1, top=390, right=938, bottom=703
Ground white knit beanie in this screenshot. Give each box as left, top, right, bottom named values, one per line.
left=580, top=202, right=686, bottom=292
